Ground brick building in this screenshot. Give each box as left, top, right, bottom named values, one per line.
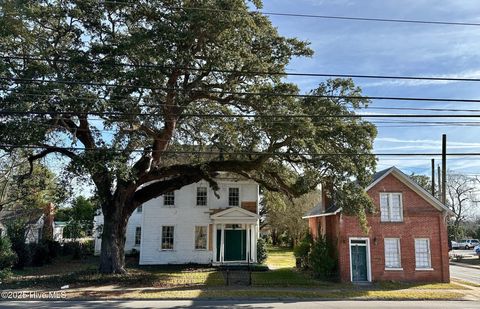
left=303, top=167, right=453, bottom=283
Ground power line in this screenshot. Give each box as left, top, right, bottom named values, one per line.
left=5, top=110, right=480, bottom=118
left=95, top=2, right=480, bottom=27
left=2, top=143, right=480, bottom=157
left=3, top=77, right=480, bottom=103
left=3, top=55, right=480, bottom=83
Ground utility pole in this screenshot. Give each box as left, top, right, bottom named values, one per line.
left=442, top=134, right=447, bottom=204
left=431, top=159, right=435, bottom=196
left=437, top=164, right=441, bottom=200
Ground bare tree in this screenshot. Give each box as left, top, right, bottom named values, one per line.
left=446, top=173, right=479, bottom=240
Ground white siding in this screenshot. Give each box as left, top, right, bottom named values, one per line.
left=93, top=208, right=143, bottom=255
left=139, top=179, right=259, bottom=265
left=93, top=176, right=259, bottom=264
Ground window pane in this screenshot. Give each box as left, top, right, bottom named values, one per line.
left=135, top=227, right=141, bottom=245
left=164, top=192, right=175, bottom=206
left=196, top=187, right=207, bottom=206
left=229, top=188, right=240, bottom=207
left=162, top=226, right=174, bottom=250
left=390, top=194, right=402, bottom=221
left=415, top=239, right=431, bottom=268
left=195, top=226, right=207, bottom=250
left=380, top=194, right=389, bottom=221
left=384, top=238, right=401, bottom=268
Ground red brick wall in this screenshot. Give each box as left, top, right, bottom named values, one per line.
left=309, top=173, right=450, bottom=283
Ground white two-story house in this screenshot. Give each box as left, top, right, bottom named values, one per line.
left=94, top=173, right=260, bottom=265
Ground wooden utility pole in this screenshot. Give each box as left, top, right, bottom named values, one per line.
left=437, top=164, right=441, bottom=200
left=442, top=134, right=447, bottom=204
left=431, top=159, right=435, bottom=196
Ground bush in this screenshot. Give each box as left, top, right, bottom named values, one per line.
left=6, top=222, right=30, bottom=269
left=309, top=236, right=337, bottom=279
left=257, top=238, right=268, bottom=264
left=293, top=241, right=310, bottom=269
left=28, top=242, right=51, bottom=266
left=62, top=241, right=92, bottom=259
left=0, top=236, right=17, bottom=272
left=44, top=240, right=61, bottom=259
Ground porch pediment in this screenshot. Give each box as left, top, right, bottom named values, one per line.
left=210, top=207, right=259, bottom=222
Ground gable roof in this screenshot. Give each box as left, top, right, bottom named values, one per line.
left=366, top=166, right=454, bottom=215
left=210, top=206, right=260, bottom=220
left=302, top=203, right=342, bottom=219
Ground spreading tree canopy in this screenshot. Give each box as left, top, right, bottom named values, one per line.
left=0, top=0, right=377, bottom=273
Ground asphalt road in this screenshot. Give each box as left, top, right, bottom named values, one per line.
left=0, top=300, right=479, bottom=309
left=450, top=264, right=480, bottom=285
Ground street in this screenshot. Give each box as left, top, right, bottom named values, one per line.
left=450, top=264, right=480, bottom=285
left=0, top=300, right=479, bottom=309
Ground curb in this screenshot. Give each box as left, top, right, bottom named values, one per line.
left=450, top=261, right=480, bottom=270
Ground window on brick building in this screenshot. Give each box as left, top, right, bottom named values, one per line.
left=380, top=193, right=403, bottom=222
left=415, top=238, right=431, bottom=269
left=384, top=238, right=401, bottom=269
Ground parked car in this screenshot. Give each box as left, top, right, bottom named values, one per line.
left=458, top=239, right=480, bottom=249
left=449, top=240, right=461, bottom=250
left=475, top=245, right=480, bottom=256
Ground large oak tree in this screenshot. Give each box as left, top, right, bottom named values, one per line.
left=0, top=0, right=377, bottom=273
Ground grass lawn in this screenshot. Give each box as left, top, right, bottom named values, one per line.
left=0, top=247, right=471, bottom=301
left=68, top=288, right=464, bottom=300
left=265, top=246, right=296, bottom=268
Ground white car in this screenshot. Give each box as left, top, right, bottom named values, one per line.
left=458, top=239, right=480, bottom=250
left=450, top=241, right=461, bottom=250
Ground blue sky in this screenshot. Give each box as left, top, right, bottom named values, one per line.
left=262, top=0, right=480, bottom=176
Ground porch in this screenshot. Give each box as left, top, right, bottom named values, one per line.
left=210, top=207, right=260, bottom=265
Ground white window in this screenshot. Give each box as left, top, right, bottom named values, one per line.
left=137, top=205, right=142, bottom=213
left=161, top=226, right=175, bottom=250
left=196, top=187, right=207, bottom=206
left=415, top=238, right=431, bottom=269
left=380, top=193, right=403, bottom=222
left=135, top=227, right=141, bottom=245
left=163, top=191, right=175, bottom=206
left=384, top=238, right=401, bottom=269
left=194, top=226, right=208, bottom=250
left=229, top=187, right=240, bottom=207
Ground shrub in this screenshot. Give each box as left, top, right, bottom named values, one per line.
left=257, top=238, right=268, bottom=264
left=28, top=242, right=54, bottom=266
left=0, top=236, right=17, bottom=271
left=44, top=240, right=61, bottom=259
left=293, top=241, right=310, bottom=269
left=82, top=239, right=94, bottom=256
left=309, top=236, right=337, bottom=279
left=6, top=221, right=30, bottom=269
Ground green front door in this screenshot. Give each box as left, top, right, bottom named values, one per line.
left=216, top=229, right=247, bottom=262
left=351, top=243, right=368, bottom=282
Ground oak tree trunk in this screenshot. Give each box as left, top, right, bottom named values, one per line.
left=99, top=189, right=135, bottom=274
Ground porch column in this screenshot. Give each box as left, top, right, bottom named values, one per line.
left=253, top=223, right=258, bottom=263
left=220, top=223, right=225, bottom=263
left=213, top=223, right=217, bottom=263
left=246, top=224, right=250, bottom=262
